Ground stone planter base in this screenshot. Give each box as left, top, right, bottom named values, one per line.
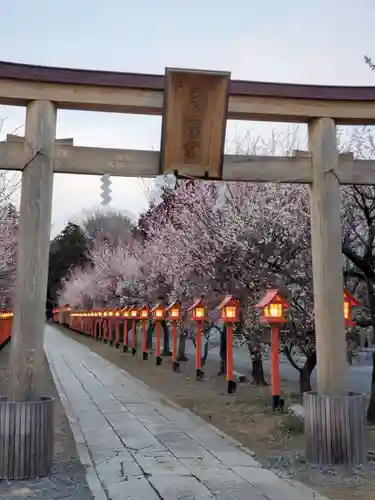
left=304, top=391, right=366, bottom=466
left=0, top=396, right=54, bottom=479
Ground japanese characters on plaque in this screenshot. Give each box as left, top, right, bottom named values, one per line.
left=182, top=88, right=206, bottom=163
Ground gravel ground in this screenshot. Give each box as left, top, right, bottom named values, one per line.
left=0, top=343, right=93, bottom=499
left=257, top=451, right=375, bottom=500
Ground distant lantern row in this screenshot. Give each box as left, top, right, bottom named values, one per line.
left=56, top=287, right=360, bottom=327
left=58, top=297, right=240, bottom=323
left=66, top=302, right=182, bottom=321
left=0, top=312, right=13, bottom=319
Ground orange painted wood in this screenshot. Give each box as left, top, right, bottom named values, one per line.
left=226, top=325, right=233, bottom=382
left=196, top=322, right=202, bottom=370
left=155, top=321, right=161, bottom=357
left=115, top=319, right=119, bottom=344
left=172, top=323, right=177, bottom=362
left=271, top=325, right=280, bottom=396
left=142, top=321, right=147, bottom=354
left=123, top=319, right=128, bottom=347
left=132, top=320, right=137, bottom=349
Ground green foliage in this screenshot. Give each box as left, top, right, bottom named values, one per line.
left=47, top=222, right=90, bottom=306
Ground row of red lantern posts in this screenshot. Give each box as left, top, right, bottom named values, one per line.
left=64, top=296, right=242, bottom=392
left=68, top=302, right=183, bottom=370
left=58, top=286, right=360, bottom=404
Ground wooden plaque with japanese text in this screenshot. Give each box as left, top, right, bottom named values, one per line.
left=160, top=68, right=230, bottom=179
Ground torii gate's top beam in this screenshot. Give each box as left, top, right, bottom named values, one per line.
left=1, top=60, right=375, bottom=124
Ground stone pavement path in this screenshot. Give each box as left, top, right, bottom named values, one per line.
left=44, top=325, right=328, bottom=500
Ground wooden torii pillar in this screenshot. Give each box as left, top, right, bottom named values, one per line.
left=7, top=111, right=73, bottom=401
left=309, top=118, right=348, bottom=396
left=8, top=101, right=56, bottom=402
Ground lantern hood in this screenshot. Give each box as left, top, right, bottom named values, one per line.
left=187, top=297, right=204, bottom=312
left=165, top=300, right=181, bottom=311
left=151, top=303, right=163, bottom=313
left=216, top=295, right=238, bottom=310
left=255, top=288, right=289, bottom=309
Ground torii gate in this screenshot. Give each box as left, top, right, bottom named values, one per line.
left=1, top=61, right=374, bottom=470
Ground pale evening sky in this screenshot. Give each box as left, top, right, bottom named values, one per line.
left=0, top=0, right=374, bottom=236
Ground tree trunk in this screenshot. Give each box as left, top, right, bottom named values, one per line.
left=146, top=321, right=154, bottom=350
left=367, top=351, right=375, bottom=424
left=299, top=352, right=316, bottom=395
left=162, top=320, right=172, bottom=356
left=202, top=338, right=209, bottom=366
left=299, top=367, right=311, bottom=394
left=284, top=346, right=316, bottom=396
left=218, top=327, right=226, bottom=375
left=366, top=290, right=375, bottom=423
left=177, top=331, right=188, bottom=361
left=367, top=287, right=375, bottom=345
left=250, top=348, right=268, bottom=386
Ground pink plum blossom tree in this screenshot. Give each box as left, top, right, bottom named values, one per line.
left=0, top=203, right=18, bottom=309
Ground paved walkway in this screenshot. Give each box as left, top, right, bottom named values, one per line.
left=44, top=325, right=328, bottom=500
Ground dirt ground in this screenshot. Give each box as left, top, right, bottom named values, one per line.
left=60, top=325, right=375, bottom=500
left=0, top=343, right=92, bottom=499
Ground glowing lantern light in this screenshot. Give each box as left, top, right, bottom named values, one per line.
left=217, top=295, right=240, bottom=323
left=188, top=297, right=206, bottom=322
left=166, top=301, right=181, bottom=321
left=129, top=308, right=139, bottom=319
left=151, top=304, right=164, bottom=320
left=255, top=288, right=288, bottom=325
left=139, top=305, right=150, bottom=320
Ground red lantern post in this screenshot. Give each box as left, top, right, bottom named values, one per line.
left=107, top=309, right=115, bottom=345
left=122, top=307, right=130, bottom=352
left=82, top=312, right=87, bottom=334
left=255, top=288, right=288, bottom=412
left=216, top=296, right=240, bottom=394
left=91, top=310, right=96, bottom=337
left=166, top=301, right=181, bottom=372
left=139, top=305, right=150, bottom=360
left=129, top=307, right=139, bottom=355
left=102, top=310, right=109, bottom=343
left=89, top=309, right=95, bottom=337
left=114, top=310, right=121, bottom=348
left=188, top=298, right=206, bottom=380
left=88, top=310, right=93, bottom=336
left=97, top=309, right=104, bottom=340
left=98, top=310, right=103, bottom=340
left=151, top=304, right=164, bottom=366
left=343, top=289, right=360, bottom=327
